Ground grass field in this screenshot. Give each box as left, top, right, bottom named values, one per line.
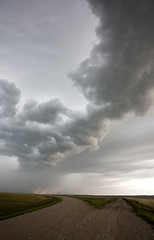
left=124, top=198, right=154, bottom=228
left=0, top=192, right=62, bottom=220
left=74, top=196, right=117, bottom=208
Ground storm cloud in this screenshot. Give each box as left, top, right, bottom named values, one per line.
left=0, top=79, right=109, bottom=168
left=0, top=79, right=20, bottom=117
left=0, top=0, right=154, bottom=175
left=70, top=0, right=154, bottom=118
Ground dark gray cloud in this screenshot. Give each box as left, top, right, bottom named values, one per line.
left=21, top=99, right=69, bottom=124
left=0, top=76, right=109, bottom=169
left=0, top=79, right=20, bottom=117
left=0, top=82, right=108, bottom=169
left=70, top=0, right=154, bottom=118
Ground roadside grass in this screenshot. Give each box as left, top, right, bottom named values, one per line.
left=74, top=196, right=117, bottom=208
left=130, top=198, right=154, bottom=208
left=124, top=198, right=154, bottom=228
left=0, top=192, right=62, bottom=220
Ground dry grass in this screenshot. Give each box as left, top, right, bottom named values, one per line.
left=124, top=197, right=154, bottom=228
left=0, top=192, right=62, bottom=220
left=130, top=198, right=154, bottom=208
left=74, top=196, right=117, bottom=208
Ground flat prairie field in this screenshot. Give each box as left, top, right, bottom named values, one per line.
left=74, top=196, right=117, bottom=208
left=124, top=197, right=154, bottom=228
left=0, top=192, right=62, bottom=220
left=0, top=197, right=154, bottom=240
left=131, top=198, right=154, bottom=208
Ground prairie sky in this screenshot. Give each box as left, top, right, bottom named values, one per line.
left=0, top=0, right=154, bottom=195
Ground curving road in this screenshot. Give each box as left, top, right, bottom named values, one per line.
left=0, top=197, right=154, bottom=240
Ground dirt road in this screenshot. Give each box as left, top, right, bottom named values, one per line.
left=0, top=197, right=154, bottom=240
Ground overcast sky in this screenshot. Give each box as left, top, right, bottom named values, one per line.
left=0, top=0, right=154, bottom=195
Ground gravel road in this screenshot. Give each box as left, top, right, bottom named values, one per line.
left=0, top=197, right=154, bottom=240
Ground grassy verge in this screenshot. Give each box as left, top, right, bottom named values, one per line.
left=0, top=192, right=62, bottom=220
left=74, top=196, right=117, bottom=208
left=123, top=198, right=154, bottom=228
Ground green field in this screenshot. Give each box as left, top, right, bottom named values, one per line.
left=0, top=192, right=62, bottom=220
left=74, top=196, right=117, bottom=208
left=124, top=198, right=154, bottom=228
